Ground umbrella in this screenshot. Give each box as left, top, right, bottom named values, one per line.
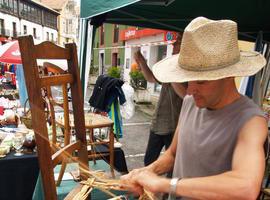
left=0, top=40, right=21, bottom=64
left=0, top=40, right=68, bottom=69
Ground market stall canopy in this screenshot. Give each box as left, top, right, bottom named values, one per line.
left=81, top=0, right=270, bottom=41
left=0, top=40, right=67, bottom=69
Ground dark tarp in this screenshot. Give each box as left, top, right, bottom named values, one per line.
left=79, top=0, right=270, bottom=97
left=81, top=0, right=270, bottom=41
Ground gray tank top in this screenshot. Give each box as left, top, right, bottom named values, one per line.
left=172, top=95, right=264, bottom=200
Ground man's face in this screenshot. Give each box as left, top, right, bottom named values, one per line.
left=187, top=79, right=227, bottom=109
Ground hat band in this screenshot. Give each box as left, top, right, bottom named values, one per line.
left=179, top=56, right=240, bottom=72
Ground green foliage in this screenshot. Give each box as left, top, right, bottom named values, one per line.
left=90, top=66, right=99, bottom=75
left=129, top=71, right=147, bottom=90
left=107, top=66, right=121, bottom=78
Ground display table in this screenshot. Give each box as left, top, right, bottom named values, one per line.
left=0, top=147, right=127, bottom=200
left=0, top=151, right=39, bottom=200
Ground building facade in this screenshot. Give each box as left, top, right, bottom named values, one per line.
left=92, top=24, right=178, bottom=102
left=0, top=0, right=58, bottom=43
left=39, top=0, right=79, bottom=46
left=120, top=27, right=177, bottom=101
left=92, top=23, right=127, bottom=76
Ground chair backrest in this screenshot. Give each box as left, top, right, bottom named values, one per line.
left=18, top=35, right=89, bottom=200
left=43, top=62, right=71, bottom=149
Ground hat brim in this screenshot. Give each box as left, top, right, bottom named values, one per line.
left=152, top=51, right=266, bottom=83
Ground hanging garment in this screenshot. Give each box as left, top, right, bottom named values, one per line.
left=89, top=75, right=126, bottom=112
left=108, top=99, right=123, bottom=139
left=16, top=64, right=29, bottom=107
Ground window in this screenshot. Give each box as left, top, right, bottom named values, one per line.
left=0, top=19, right=4, bottom=35
left=33, top=28, right=36, bottom=38
left=0, top=0, right=16, bottom=14
left=112, top=53, right=118, bottom=67
left=46, top=32, right=49, bottom=41
left=13, top=0, right=17, bottom=14
left=126, top=58, right=130, bottom=69
left=113, top=24, right=119, bottom=43
left=8, top=0, right=12, bottom=10
left=51, top=33, right=53, bottom=41
left=23, top=25, right=27, bottom=35
left=2, top=0, right=8, bottom=7
left=17, top=2, right=42, bottom=24
left=100, top=24, right=104, bottom=45
left=43, top=11, right=57, bottom=29
left=12, top=22, right=16, bottom=37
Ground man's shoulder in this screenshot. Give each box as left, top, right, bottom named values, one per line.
left=239, top=95, right=263, bottom=113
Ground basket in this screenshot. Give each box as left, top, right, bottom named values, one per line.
left=20, top=99, right=32, bottom=129
left=20, top=98, right=50, bottom=129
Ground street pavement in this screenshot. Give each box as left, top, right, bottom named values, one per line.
left=120, top=109, right=153, bottom=171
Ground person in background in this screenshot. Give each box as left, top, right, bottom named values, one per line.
left=121, top=17, right=268, bottom=200
left=134, top=34, right=187, bottom=167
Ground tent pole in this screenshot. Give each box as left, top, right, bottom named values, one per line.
left=79, top=18, right=87, bottom=94
left=83, top=20, right=94, bottom=100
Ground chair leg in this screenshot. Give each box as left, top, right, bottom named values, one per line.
left=89, top=128, right=96, bottom=164
left=56, top=159, right=67, bottom=186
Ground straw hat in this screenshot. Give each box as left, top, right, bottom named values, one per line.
left=152, top=17, right=266, bottom=83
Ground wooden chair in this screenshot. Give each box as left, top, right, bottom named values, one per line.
left=57, top=112, right=116, bottom=177
left=18, top=35, right=89, bottom=200
left=43, top=62, right=72, bottom=186
left=44, top=63, right=115, bottom=180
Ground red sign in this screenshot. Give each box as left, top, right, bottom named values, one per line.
left=120, top=28, right=178, bottom=42
left=120, top=28, right=165, bottom=41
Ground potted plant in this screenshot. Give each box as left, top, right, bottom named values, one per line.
left=107, top=66, right=121, bottom=78
left=129, top=66, right=150, bottom=102
left=129, top=70, right=147, bottom=90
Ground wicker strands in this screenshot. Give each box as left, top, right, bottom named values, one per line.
left=74, top=170, right=155, bottom=200
left=152, top=17, right=266, bottom=83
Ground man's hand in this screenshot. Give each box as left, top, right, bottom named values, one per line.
left=120, top=168, right=146, bottom=195
left=120, top=167, right=169, bottom=195
left=134, top=51, right=147, bottom=71
left=133, top=50, right=156, bottom=83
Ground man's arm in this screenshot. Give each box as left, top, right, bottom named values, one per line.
left=134, top=50, right=156, bottom=83
left=132, top=116, right=267, bottom=200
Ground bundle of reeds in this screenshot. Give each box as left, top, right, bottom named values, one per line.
left=72, top=170, right=155, bottom=200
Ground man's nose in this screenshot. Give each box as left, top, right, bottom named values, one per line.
left=187, top=82, right=197, bottom=95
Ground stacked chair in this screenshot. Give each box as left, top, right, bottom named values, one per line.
left=18, top=35, right=89, bottom=200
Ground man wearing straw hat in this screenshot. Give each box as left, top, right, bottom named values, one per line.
left=121, top=17, right=268, bottom=199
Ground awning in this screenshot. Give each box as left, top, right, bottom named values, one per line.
left=81, top=0, right=270, bottom=41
